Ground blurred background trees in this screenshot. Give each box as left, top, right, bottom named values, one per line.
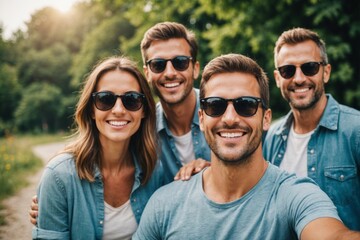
left=1, top=0, right=359, bottom=135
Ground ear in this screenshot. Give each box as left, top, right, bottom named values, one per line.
left=144, top=65, right=151, bottom=83
left=199, top=109, right=204, bottom=132
left=323, top=63, right=331, bottom=84
left=142, top=105, right=146, bottom=119
left=262, top=108, right=272, bottom=131
left=193, top=61, right=200, bottom=80
left=274, top=70, right=281, bottom=88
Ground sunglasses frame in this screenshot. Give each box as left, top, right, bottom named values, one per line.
left=200, top=96, right=267, bottom=117
left=91, top=91, right=145, bottom=111
left=146, top=56, right=193, bottom=73
left=277, top=61, right=325, bottom=79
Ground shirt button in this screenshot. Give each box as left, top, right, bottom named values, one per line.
left=277, top=154, right=282, bottom=158
left=133, top=198, right=136, bottom=202
left=195, top=141, right=198, bottom=144
left=310, top=149, right=314, bottom=154
left=137, top=210, right=140, bottom=213
left=100, top=220, right=103, bottom=225
left=311, top=167, right=316, bottom=172
left=339, top=175, right=345, bottom=181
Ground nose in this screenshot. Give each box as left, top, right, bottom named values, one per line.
left=111, top=98, right=126, bottom=114
left=221, top=102, right=239, bottom=125
left=293, top=66, right=306, bottom=85
left=163, top=60, right=177, bottom=79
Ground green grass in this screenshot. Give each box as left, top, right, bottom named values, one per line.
left=0, top=133, right=67, bottom=225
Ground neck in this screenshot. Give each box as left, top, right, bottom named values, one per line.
left=101, top=142, right=133, bottom=174
left=291, top=94, right=327, bottom=134
left=203, top=151, right=268, bottom=203
left=161, top=89, right=196, bottom=136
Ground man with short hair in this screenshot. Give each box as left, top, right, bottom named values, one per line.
left=133, top=53, right=359, bottom=239
left=141, top=22, right=211, bottom=184
left=263, top=27, right=360, bottom=230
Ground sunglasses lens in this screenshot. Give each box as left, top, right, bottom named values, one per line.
left=278, top=62, right=322, bottom=79
left=301, top=62, right=320, bottom=76
left=234, top=98, right=259, bottom=117
left=122, top=93, right=144, bottom=111
left=201, top=98, right=227, bottom=117
left=147, top=56, right=191, bottom=73
left=94, top=92, right=116, bottom=111
left=172, top=56, right=191, bottom=71
left=278, top=65, right=296, bottom=79
left=148, top=59, right=166, bottom=73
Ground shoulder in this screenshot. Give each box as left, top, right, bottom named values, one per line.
left=44, top=153, right=77, bottom=179
left=150, top=171, right=200, bottom=202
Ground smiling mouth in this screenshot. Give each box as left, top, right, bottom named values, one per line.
left=219, top=132, right=245, bottom=138
left=293, top=87, right=311, bottom=93
left=163, top=82, right=180, bottom=88
left=108, top=120, right=128, bottom=127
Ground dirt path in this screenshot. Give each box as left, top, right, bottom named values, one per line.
left=0, top=142, right=67, bottom=240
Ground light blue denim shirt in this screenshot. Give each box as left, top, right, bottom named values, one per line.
left=156, top=88, right=211, bottom=184
left=263, top=94, right=360, bottom=230
left=32, top=152, right=164, bottom=239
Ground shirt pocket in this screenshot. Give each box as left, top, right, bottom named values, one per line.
left=324, top=166, right=357, bottom=205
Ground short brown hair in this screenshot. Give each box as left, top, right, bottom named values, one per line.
left=200, top=53, right=269, bottom=109
left=274, top=27, right=328, bottom=67
left=140, top=22, right=198, bottom=63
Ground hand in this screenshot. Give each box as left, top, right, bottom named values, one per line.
left=29, top=195, right=38, bottom=225
left=174, top=158, right=211, bottom=181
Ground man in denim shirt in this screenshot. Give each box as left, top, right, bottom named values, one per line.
left=141, top=22, right=211, bottom=184
left=263, top=27, right=360, bottom=230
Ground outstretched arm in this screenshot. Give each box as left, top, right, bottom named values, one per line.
left=301, top=217, right=360, bottom=240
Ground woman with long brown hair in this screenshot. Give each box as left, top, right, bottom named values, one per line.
left=32, top=56, right=163, bottom=240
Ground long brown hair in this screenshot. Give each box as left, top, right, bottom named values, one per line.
left=64, top=56, right=157, bottom=184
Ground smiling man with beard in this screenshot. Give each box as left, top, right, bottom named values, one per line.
left=263, top=28, right=360, bottom=231
left=133, top=53, right=360, bottom=240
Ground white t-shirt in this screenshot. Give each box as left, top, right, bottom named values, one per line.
left=280, top=124, right=314, bottom=178
left=103, top=200, right=137, bottom=240
left=173, top=131, right=195, bottom=165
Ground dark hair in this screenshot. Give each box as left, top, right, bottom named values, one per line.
left=200, top=53, right=269, bottom=109
left=274, top=27, right=328, bottom=67
left=140, top=22, right=198, bottom=63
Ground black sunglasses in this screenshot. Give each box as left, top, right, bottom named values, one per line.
left=277, top=61, right=325, bottom=79
left=200, top=96, right=266, bottom=117
left=146, top=56, right=193, bottom=73
left=92, top=91, right=145, bottom=111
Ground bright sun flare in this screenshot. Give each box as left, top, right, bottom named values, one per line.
left=46, top=0, right=78, bottom=13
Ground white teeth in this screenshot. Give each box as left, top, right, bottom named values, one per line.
left=108, top=121, right=127, bottom=126
left=219, top=132, right=244, bottom=138
left=164, top=82, right=180, bottom=88
left=294, top=88, right=310, bottom=93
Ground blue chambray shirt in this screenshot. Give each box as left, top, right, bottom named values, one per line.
left=32, top=152, right=164, bottom=239
left=156, top=88, right=211, bottom=184
left=263, top=94, right=360, bottom=230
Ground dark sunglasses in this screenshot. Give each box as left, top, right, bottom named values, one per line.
left=146, top=56, right=193, bottom=73
left=92, top=91, right=145, bottom=111
left=277, top=61, right=325, bottom=79
left=200, top=96, right=266, bottom=117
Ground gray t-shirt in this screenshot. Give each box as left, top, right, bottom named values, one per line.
left=133, top=163, right=340, bottom=240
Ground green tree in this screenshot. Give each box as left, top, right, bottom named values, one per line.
left=70, top=15, right=135, bottom=88
left=14, top=83, right=62, bottom=132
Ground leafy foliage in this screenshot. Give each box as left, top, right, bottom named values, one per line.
left=0, top=0, right=359, bottom=134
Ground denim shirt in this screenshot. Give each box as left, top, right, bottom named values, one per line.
left=32, top=152, right=164, bottom=240
left=156, top=88, right=211, bottom=184
left=263, top=94, right=360, bottom=230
